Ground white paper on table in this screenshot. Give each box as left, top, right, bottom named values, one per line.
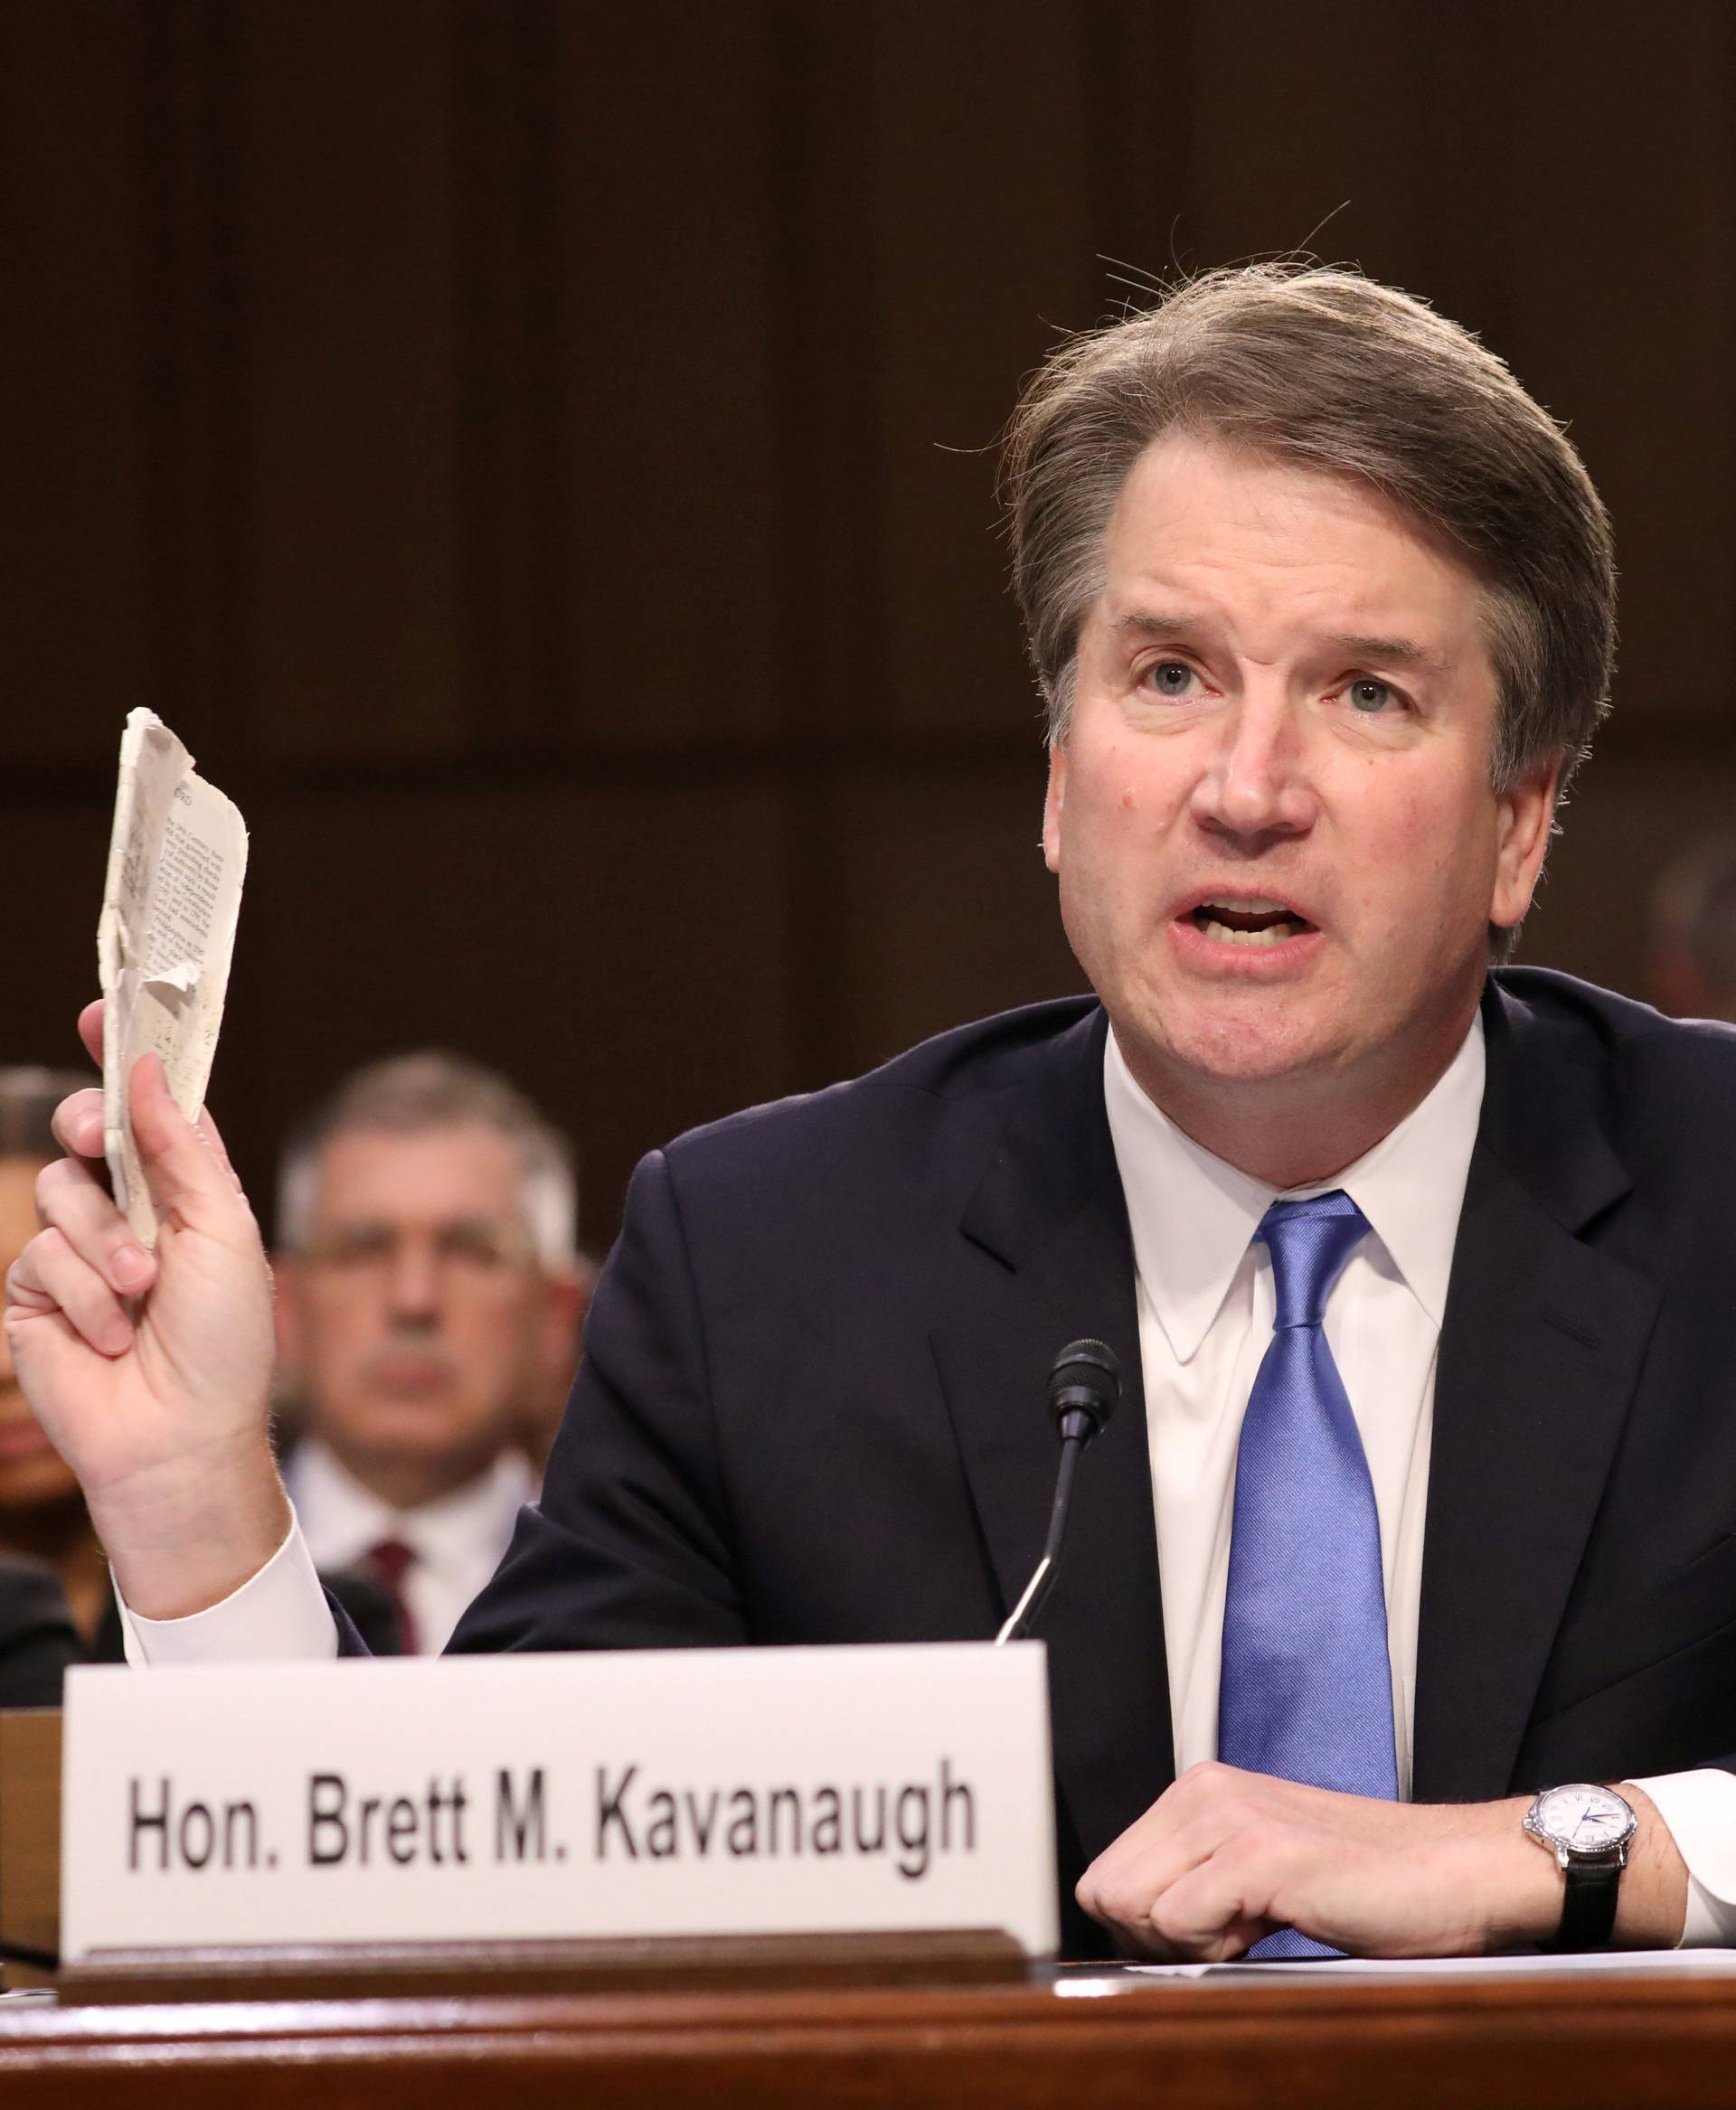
left=96, top=710, right=248, bottom=1245
left=1051, top=1947, right=1736, bottom=1992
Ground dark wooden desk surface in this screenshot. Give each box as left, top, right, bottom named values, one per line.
left=4, top=1968, right=1736, bottom=2109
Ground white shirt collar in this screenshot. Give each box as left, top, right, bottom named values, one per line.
left=284, top=1436, right=536, bottom=1583
left=1103, top=1014, right=1486, bottom=1361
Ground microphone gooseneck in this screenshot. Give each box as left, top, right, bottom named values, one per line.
left=994, top=1338, right=1120, bottom=1646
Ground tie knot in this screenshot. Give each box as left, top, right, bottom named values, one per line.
left=1257, top=1190, right=1369, bottom=1329
left=364, top=1537, right=417, bottom=1589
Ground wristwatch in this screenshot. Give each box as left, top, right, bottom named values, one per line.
left=1523, top=1783, right=1638, bottom=1950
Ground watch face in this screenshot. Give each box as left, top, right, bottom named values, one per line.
left=1534, top=1785, right=1636, bottom=1853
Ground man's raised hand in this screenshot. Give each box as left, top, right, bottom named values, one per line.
left=4, top=1002, right=287, bottom=1618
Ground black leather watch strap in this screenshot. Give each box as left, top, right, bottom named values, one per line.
left=1545, top=1853, right=1623, bottom=1952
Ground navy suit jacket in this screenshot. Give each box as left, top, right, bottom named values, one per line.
left=416, top=966, right=1736, bottom=1956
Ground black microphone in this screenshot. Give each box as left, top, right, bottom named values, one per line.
left=995, top=1339, right=1120, bottom=1645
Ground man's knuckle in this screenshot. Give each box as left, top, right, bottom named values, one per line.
left=1093, top=1878, right=1148, bottom=1925
left=1176, top=1760, right=1231, bottom=1804
left=1074, top=1863, right=1108, bottom=1911
left=1146, top=1894, right=1195, bottom=1945
left=52, top=1089, right=101, bottom=1154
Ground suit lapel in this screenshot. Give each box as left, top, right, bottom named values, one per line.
left=929, top=1008, right=1174, bottom=1864
left=1412, top=982, right=1661, bottom=1804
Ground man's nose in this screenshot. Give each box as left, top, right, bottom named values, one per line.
left=1187, top=687, right=1318, bottom=843
left=383, top=1237, right=443, bottom=1323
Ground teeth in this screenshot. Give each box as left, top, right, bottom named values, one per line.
left=1202, top=918, right=1300, bottom=947
left=1209, top=899, right=1290, bottom=915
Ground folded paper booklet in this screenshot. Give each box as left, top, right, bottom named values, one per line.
left=97, top=710, right=248, bottom=1244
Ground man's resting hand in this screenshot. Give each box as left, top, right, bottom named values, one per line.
left=3, top=1001, right=287, bottom=1618
left=1077, top=1761, right=1689, bottom=1959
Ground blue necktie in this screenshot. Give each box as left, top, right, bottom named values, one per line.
left=1218, top=1191, right=1397, bottom=1959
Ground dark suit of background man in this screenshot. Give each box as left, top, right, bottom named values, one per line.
left=15, top=265, right=1736, bottom=1960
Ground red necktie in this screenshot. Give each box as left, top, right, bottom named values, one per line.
left=363, top=1536, right=422, bottom=1655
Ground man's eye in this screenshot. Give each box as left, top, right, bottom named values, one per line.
left=437, top=1225, right=514, bottom=1269
left=1345, top=678, right=1395, bottom=713
left=1145, top=661, right=1200, bottom=697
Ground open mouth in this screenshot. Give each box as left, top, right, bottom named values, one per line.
left=1187, top=898, right=1316, bottom=948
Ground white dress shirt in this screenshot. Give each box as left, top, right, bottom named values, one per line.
left=1103, top=1014, right=1736, bottom=1944
left=1103, top=1018, right=1477, bottom=1799
left=124, top=1019, right=1736, bottom=1941
left=283, top=1437, right=535, bottom=1655
left=120, top=1446, right=533, bottom=1666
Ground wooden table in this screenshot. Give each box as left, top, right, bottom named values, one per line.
left=5, top=1967, right=1736, bottom=2108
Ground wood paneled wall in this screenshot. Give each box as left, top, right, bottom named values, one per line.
left=4, top=0, right=1733, bottom=1242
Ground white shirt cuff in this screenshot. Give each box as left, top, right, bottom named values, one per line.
left=117, top=1516, right=338, bottom=1664
left=1631, top=1769, right=1736, bottom=1946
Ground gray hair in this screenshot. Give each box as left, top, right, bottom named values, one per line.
left=1002, top=263, right=1617, bottom=796
left=277, top=1051, right=578, bottom=1267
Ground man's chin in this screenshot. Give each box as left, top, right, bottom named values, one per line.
left=1127, top=990, right=1344, bottom=1093
left=335, top=1399, right=467, bottom=1452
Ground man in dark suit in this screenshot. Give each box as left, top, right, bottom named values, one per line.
left=449, top=967, right=1736, bottom=1959
left=9, top=265, right=1723, bottom=1958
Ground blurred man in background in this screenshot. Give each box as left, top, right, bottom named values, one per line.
left=274, top=1052, right=588, bottom=1653
left=0, top=1069, right=112, bottom=1653
left=1646, top=836, right=1736, bottom=1023
left=0, top=1068, right=407, bottom=1676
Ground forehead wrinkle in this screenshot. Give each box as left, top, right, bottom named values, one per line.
left=1109, top=609, right=1454, bottom=678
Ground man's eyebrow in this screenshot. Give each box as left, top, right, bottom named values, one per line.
left=1328, top=632, right=1449, bottom=674
left=1109, top=615, right=1452, bottom=676
left=1110, top=612, right=1204, bottom=640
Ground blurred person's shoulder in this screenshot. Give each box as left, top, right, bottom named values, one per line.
left=0, top=1554, right=80, bottom=1706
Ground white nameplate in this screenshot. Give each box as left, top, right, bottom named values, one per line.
left=61, top=1644, right=1057, bottom=1961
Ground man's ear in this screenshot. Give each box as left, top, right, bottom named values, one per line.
left=1489, top=754, right=1563, bottom=933
left=539, top=1258, right=591, bottom=1378
left=1043, top=741, right=1068, bottom=874
left=517, top=1258, right=593, bottom=1474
